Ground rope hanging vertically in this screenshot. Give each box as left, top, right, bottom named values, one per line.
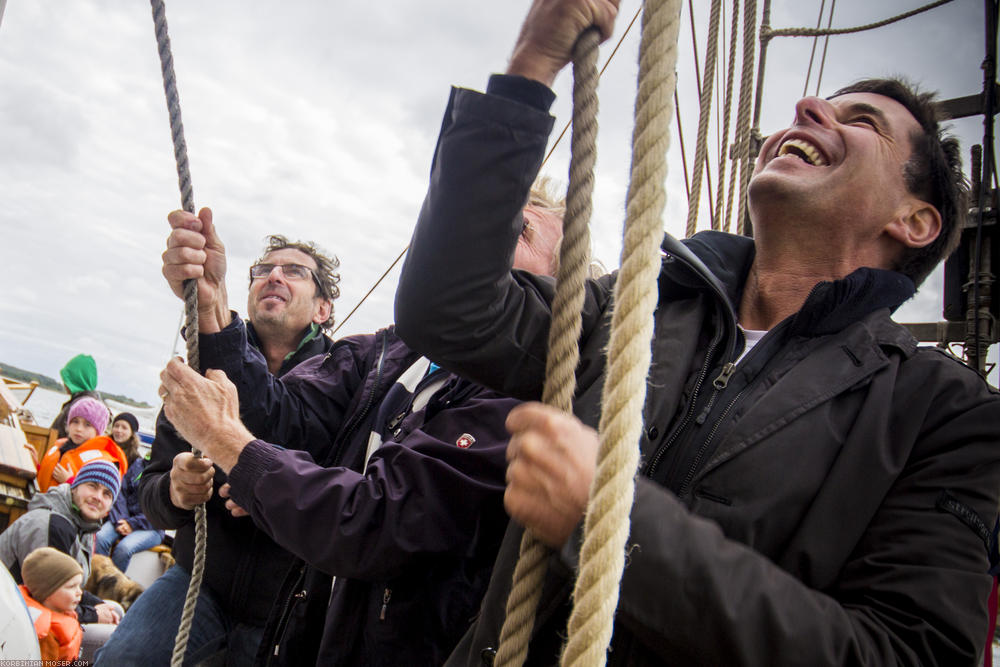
left=148, top=1, right=208, bottom=665
left=561, top=0, right=682, bottom=662
left=715, top=0, right=740, bottom=232
left=684, top=0, right=722, bottom=236
left=732, top=0, right=758, bottom=235
left=492, top=28, right=601, bottom=667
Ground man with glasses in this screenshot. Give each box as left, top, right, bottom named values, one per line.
left=96, top=226, right=341, bottom=665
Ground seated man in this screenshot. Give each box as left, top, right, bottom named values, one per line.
left=392, top=1, right=1000, bottom=664
left=0, top=459, right=123, bottom=628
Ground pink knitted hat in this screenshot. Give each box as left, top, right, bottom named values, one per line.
left=67, top=397, right=109, bottom=435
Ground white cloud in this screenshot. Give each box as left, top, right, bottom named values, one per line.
left=0, top=0, right=990, bottom=401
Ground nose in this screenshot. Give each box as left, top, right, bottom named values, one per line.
left=793, top=96, right=836, bottom=128
left=265, top=265, right=286, bottom=283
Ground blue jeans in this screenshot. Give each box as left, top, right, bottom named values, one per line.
left=94, top=522, right=163, bottom=572
left=94, top=565, right=264, bottom=666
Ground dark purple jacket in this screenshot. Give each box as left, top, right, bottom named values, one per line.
left=193, top=318, right=515, bottom=666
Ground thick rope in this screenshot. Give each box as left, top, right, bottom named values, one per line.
left=732, top=0, right=757, bottom=235
left=561, top=0, right=682, bottom=663
left=492, top=29, right=601, bottom=667
left=715, top=0, right=740, bottom=232
left=148, top=2, right=208, bottom=665
left=763, top=0, right=954, bottom=41
left=685, top=0, right=722, bottom=236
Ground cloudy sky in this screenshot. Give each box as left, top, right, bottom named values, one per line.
left=0, top=0, right=990, bottom=403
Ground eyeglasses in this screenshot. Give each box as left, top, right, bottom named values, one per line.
left=249, top=262, right=318, bottom=283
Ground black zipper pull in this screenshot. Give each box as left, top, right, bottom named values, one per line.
left=379, top=587, right=391, bottom=620
left=713, top=362, right=736, bottom=389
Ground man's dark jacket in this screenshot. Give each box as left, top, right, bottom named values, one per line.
left=140, top=321, right=335, bottom=626
left=394, top=81, right=1000, bottom=665
left=188, top=318, right=515, bottom=666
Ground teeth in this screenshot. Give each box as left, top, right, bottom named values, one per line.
left=777, top=138, right=827, bottom=166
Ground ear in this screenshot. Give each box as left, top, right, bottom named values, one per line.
left=312, top=299, right=332, bottom=325
left=884, top=200, right=942, bottom=249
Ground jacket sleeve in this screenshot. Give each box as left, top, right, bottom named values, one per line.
left=225, top=383, right=516, bottom=581
left=139, top=411, right=194, bottom=530
left=394, top=85, right=611, bottom=401
left=197, top=314, right=365, bottom=460
left=140, top=320, right=368, bottom=528
left=77, top=591, right=102, bottom=624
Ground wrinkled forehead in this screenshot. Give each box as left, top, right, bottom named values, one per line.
left=262, top=247, right=318, bottom=271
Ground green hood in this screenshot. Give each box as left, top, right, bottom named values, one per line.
left=60, top=354, right=97, bottom=394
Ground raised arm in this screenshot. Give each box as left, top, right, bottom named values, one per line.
left=394, top=0, right=619, bottom=399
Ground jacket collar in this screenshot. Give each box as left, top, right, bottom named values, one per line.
left=246, top=320, right=334, bottom=376
left=670, top=230, right=917, bottom=339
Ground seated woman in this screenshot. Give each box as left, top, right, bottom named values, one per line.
left=95, top=450, right=164, bottom=572
left=109, top=412, right=142, bottom=464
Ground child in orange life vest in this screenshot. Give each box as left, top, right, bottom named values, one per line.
left=37, top=397, right=125, bottom=492
left=18, top=547, right=85, bottom=662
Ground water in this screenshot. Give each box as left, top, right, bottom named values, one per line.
left=8, top=384, right=159, bottom=436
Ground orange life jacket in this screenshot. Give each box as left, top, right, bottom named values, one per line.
left=18, top=585, right=83, bottom=661
left=36, top=436, right=127, bottom=492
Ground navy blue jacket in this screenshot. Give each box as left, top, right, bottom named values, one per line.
left=107, top=458, right=162, bottom=536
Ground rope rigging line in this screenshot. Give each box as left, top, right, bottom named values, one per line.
left=801, top=0, right=828, bottom=97
left=812, top=0, right=837, bottom=96
left=732, top=0, right=758, bottom=235
left=715, top=0, right=740, bottom=232
left=492, top=28, right=601, bottom=667
left=763, top=0, right=955, bottom=41
left=685, top=0, right=722, bottom=236
left=562, top=0, right=683, bottom=661
left=148, top=1, right=207, bottom=664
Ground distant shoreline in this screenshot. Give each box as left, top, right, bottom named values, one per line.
left=0, top=361, right=153, bottom=409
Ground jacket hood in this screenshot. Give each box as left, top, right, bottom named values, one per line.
left=27, top=484, right=102, bottom=535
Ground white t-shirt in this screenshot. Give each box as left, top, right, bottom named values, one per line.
left=736, top=326, right=767, bottom=365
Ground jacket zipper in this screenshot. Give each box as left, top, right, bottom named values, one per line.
left=267, top=565, right=308, bottom=662
left=644, top=331, right=723, bottom=478
left=379, top=587, right=391, bottom=620
left=323, top=332, right=389, bottom=467
left=677, top=319, right=792, bottom=497
left=677, top=386, right=747, bottom=498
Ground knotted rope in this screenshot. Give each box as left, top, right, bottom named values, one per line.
left=492, top=28, right=601, bottom=667
left=684, top=0, right=721, bottom=236
left=148, top=1, right=208, bottom=664
left=561, top=0, right=682, bottom=663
